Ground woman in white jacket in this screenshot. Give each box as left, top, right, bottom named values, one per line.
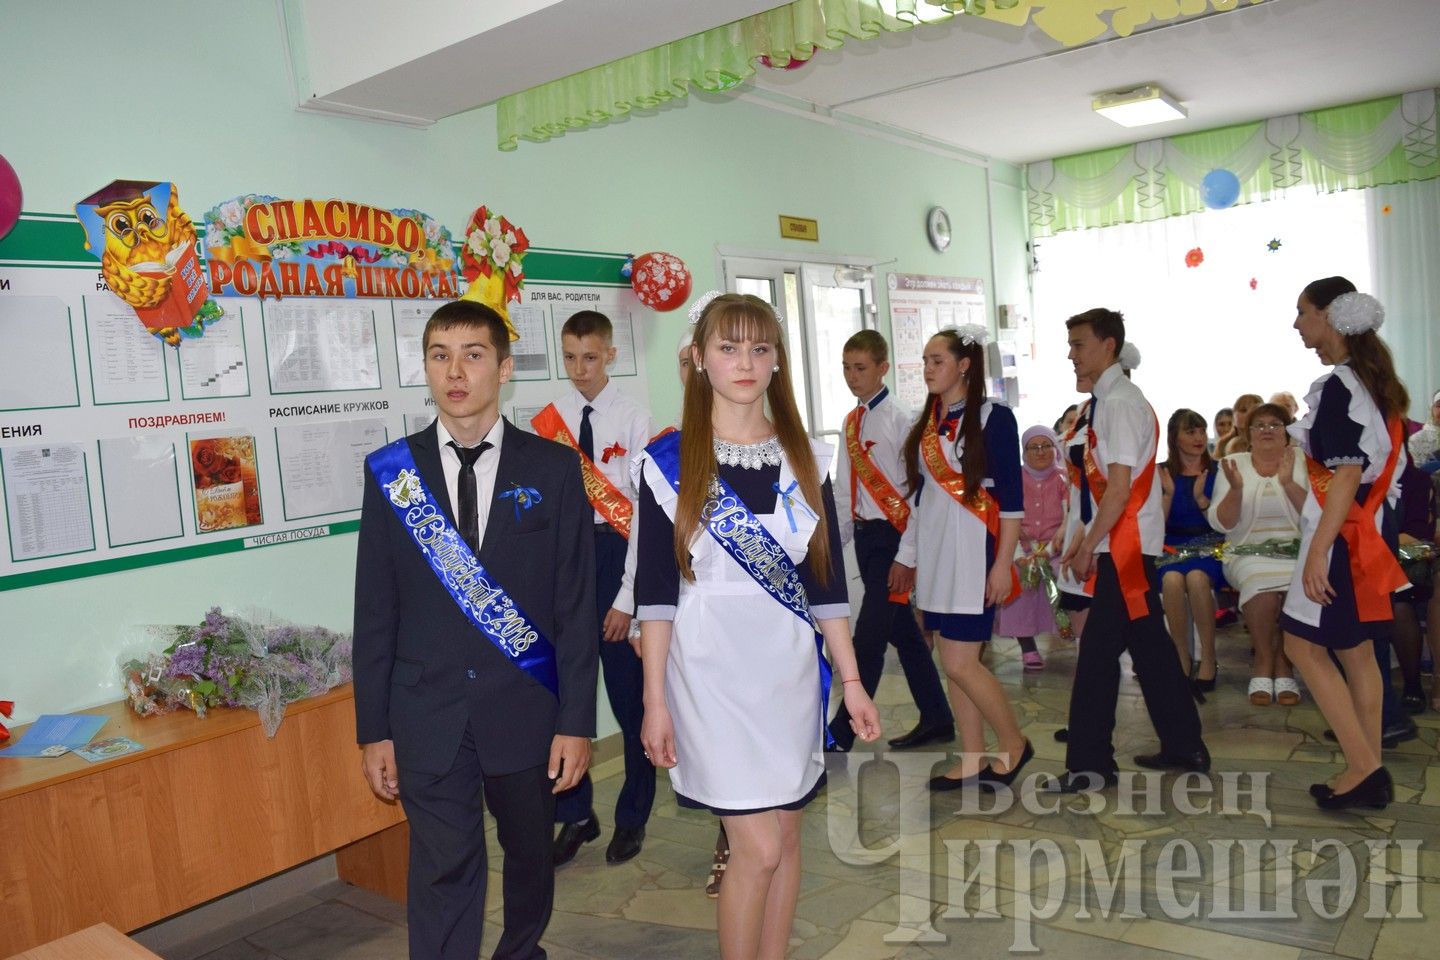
left=1208, top=401, right=1310, bottom=705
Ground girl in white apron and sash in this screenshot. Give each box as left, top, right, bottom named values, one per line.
left=1281, top=277, right=1410, bottom=811
left=634, top=293, right=880, bottom=960
left=891, top=327, right=1034, bottom=791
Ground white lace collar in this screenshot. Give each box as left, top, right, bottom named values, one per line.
left=714, top=436, right=782, bottom=470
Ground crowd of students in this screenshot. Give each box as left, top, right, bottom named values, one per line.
left=351, top=277, right=1437, bottom=960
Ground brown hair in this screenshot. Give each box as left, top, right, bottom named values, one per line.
left=1163, top=408, right=1213, bottom=477
left=673, top=294, right=831, bottom=584
left=561, top=310, right=614, bottom=343
left=843, top=329, right=888, bottom=364
left=902, top=331, right=987, bottom=502
left=1301, top=276, right=1410, bottom=420
left=1247, top=402, right=1293, bottom=429
left=423, top=299, right=511, bottom=362
left=1065, top=307, right=1125, bottom=360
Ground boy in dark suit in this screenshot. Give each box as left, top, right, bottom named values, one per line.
left=353, top=299, right=598, bottom=960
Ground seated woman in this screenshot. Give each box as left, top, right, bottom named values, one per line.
left=1160, top=409, right=1225, bottom=688
left=1216, top=393, right=1263, bottom=458
left=1208, top=402, right=1309, bottom=705
left=1408, top=388, right=1440, bottom=473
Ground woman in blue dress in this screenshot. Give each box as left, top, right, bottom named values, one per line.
left=1158, top=408, right=1225, bottom=690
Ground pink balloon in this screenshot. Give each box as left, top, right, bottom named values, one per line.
left=0, top=155, right=19, bottom=241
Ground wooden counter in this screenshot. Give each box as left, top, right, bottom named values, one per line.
left=4, top=923, right=163, bottom=960
left=0, top=686, right=407, bottom=956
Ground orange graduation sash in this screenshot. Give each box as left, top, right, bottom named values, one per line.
left=918, top=411, right=1020, bottom=603
left=1084, top=413, right=1160, bottom=621
left=1304, top=416, right=1408, bottom=622
left=844, top=406, right=910, bottom=533
left=530, top=403, right=634, bottom=539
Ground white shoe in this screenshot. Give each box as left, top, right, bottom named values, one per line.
left=1274, top=677, right=1302, bottom=705
left=1248, top=677, right=1274, bottom=706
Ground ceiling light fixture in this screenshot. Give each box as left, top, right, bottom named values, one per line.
left=1091, top=84, right=1187, bottom=127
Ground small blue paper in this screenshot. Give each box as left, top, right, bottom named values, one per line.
left=0, top=713, right=107, bottom=757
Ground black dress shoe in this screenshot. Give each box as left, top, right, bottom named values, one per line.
left=606, top=826, right=645, bottom=864
left=1323, top=720, right=1419, bottom=749
left=888, top=722, right=956, bottom=750
left=1192, top=669, right=1218, bottom=693
left=1040, top=770, right=1118, bottom=794
left=553, top=816, right=600, bottom=866
left=1133, top=745, right=1211, bottom=773
left=1052, top=728, right=1069, bottom=743
left=1316, top=767, right=1392, bottom=811
left=976, top=740, right=1034, bottom=788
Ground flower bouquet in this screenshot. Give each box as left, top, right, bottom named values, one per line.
left=121, top=608, right=352, bottom=737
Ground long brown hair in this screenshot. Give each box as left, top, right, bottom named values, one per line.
left=673, top=294, right=831, bottom=584
left=902, top=331, right=987, bottom=502
left=1300, top=276, right=1410, bottom=420
left=1163, top=408, right=1213, bottom=477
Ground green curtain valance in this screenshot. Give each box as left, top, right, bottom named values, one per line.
left=496, top=0, right=1262, bottom=151
left=1026, top=88, right=1440, bottom=237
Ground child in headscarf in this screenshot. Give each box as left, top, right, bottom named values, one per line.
left=995, top=425, right=1068, bottom=669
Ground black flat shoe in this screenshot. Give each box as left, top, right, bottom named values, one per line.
left=605, top=826, right=645, bottom=864
left=1316, top=767, right=1392, bottom=811
left=1309, top=782, right=1334, bottom=800
left=888, top=722, right=957, bottom=750
left=1133, top=745, right=1211, bottom=773
left=553, top=815, right=600, bottom=866
left=1052, top=728, right=1069, bottom=743
left=1040, top=770, right=1118, bottom=794
left=1402, top=692, right=1426, bottom=715
left=1192, top=670, right=1218, bottom=693
left=927, top=769, right=987, bottom=792
left=976, top=740, right=1034, bottom=788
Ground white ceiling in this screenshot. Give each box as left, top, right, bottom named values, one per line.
left=293, top=0, right=1440, bottom=164
left=748, top=0, right=1440, bottom=164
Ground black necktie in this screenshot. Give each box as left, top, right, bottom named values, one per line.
left=1079, top=397, right=1097, bottom=523
left=448, top=440, right=492, bottom=553
left=579, top=405, right=595, bottom=462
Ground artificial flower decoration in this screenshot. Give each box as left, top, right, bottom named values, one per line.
left=1266, top=238, right=1282, bottom=252
left=1249, top=278, right=1258, bottom=290
left=1184, top=247, right=1205, bottom=268
left=1381, top=204, right=1393, bottom=215
left=460, top=205, right=529, bottom=339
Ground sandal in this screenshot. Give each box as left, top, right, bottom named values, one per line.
left=1274, top=677, right=1301, bottom=706
left=705, top=843, right=730, bottom=898
left=1248, top=677, right=1274, bottom=706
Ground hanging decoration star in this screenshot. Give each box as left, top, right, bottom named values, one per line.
left=1266, top=238, right=1282, bottom=252
left=1184, top=247, right=1204, bottom=268
left=1249, top=278, right=1258, bottom=290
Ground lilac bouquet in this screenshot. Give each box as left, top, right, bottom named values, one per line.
left=122, top=608, right=352, bottom=737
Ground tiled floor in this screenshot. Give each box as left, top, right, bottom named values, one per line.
left=183, top=629, right=1439, bottom=959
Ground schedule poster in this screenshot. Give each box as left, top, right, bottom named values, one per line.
left=886, top=273, right=988, bottom=411
left=0, top=211, right=651, bottom=591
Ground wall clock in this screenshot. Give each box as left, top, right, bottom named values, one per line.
left=927, top=206, right=951, bottom=252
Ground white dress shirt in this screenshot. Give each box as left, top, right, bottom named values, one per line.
left=1087, top=362, right=1163, bottom=555
left=550, top=379, right=655, bottom=613
left=834, top=386, right=913, bottom=546
left=436, top=415, right=506, bottom=548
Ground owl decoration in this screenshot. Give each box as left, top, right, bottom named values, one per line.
left=76, top=180, right=222, bottom=345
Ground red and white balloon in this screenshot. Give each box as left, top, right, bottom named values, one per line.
left=0, top=154, right=21, bottom=241
left=630, top=251, right=692, bottom=311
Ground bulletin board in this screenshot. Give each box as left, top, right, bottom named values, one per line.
left=0, top=213, right=651, bottom=591
left=885, top=272, right=988, bottom=410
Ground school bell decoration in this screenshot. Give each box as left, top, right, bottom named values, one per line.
left=460, top=204, right=529, bottom=340
left=631, top=251, right=692, bottom=311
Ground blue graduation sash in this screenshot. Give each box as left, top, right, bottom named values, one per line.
left=366, top=438, right=558, bottom=696
left=647, top=431, right=835, bottom=746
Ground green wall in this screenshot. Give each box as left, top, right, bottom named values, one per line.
left=0, top=1, right=1027, bottom=725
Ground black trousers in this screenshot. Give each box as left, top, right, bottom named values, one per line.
left=555, top=526, right=655, bottom=830
left=829, top=520, right=952, bottom=747
left=1064, top=553, right=1204, bottom=774
left=400, top=721, right=555, bottom=960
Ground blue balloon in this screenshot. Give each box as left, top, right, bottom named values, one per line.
left=1200, top=169, right=1241, bottom=209
left=620, top=256, right=633, bottom=281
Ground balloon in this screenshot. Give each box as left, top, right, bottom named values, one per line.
left=0, top=154, right=20, bottom=241
left=619, top=256, right=633, bottom=281
left=758, top=53, right=812, bottom=71
left=1200, top=169, right=1240, bottom=209
left=630, top=252, right=692, bottom=311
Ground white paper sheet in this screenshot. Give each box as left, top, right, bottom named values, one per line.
left=2, top=443, right=94, bottom=560
left=404, top=412, right=436, bottom=436
left=275, top=418, right=388, bottom=519
left=506, top=303, right=551, bottom=380
left=0, top=296, right=80, bottom=411
left=264, top=300, right=380, bottom=393
left=83, top=295, right=168, bottom=404
left=179, top=302, right=250, bottom=399
left=512, top=404, right=546, bottom=433
left=392, top=300, right=446, bottom=388
left=97, top=436, right=183, bottom=546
